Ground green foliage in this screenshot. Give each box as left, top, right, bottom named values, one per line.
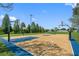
left=26, top=24, right=31, bottom=33
left=70, top=3, right=79, bottom=32
left=72, top=32, right=79, bottom=43
left=20, top=22, right=26, bottom=34
left=35, top=24, right=39, bottom=32
left=31, top=22, right=36, bottom=33
left=1, top=14, right=11, bottom=34
left=39, top=26, right=45, bottom=33
left=51, top=29, right=54, bottom=32
left=54, top=27, right=58, bottom=31
left=21, top=22, right=26, bottom=28
left=26, top=22, right=45, bottom=33
left=0, top=27, right=4, bottom=35
left=45, top=29, right=50, bottom=32
left=70, top=15, right=79, bottom=26
left=60, top=28, right=66, bottom=30
left=13, top=19, right=20, bottom=34
left=73, top=4, right=79, bottom=15
left=0, top=41, right=15, bottom=56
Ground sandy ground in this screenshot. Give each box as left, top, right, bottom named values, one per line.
left=15, top=34, right=73, bottom=56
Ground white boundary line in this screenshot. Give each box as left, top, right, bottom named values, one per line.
left=68, top=37, right=74, bottom=56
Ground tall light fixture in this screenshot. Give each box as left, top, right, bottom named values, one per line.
left=30, top=14, right=32, bottom=33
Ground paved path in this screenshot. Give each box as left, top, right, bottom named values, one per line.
left=0, top=37, right=33, bottom=56
left=70, top=37, right=79, bottom=56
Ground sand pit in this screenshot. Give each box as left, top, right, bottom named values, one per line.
left=15, top=34, right=73, bottom=56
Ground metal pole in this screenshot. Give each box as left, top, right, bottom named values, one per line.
left=69, top=28, right=72, bottom=40
left=8, top=21, right=14, bottom=42
left=30, top=14, right=32, bottom=33
left=69, top=31, right=71, bottom=40
left=8, top=24, right=10, bottom=42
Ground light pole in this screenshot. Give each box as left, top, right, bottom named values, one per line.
left=30, top=14, right=32, bottom=33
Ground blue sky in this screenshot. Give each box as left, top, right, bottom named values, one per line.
left=0, top=3, right=73, bottom=29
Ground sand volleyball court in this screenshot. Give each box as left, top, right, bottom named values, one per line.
left=15, top=34, right=73, bottom=56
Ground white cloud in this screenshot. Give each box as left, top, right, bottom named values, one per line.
left=9, top=16, right=17, bottom=21
left=32, top=17, right=38, bottom=23
left=0, top=15, right=4, bottom=20
left=65, top=3, right=77, bottom=8
left=0, top=15, right=17, bottom=21
left=32, top=17, right=38, bottom=21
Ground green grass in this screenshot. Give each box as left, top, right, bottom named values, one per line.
left=0, top=33, right=42, bottom=37
left=0, top=41, right=15, bottom=56
left=72, top=32, right=79, bottom=43
left=0, top=33, right=44, bottom=39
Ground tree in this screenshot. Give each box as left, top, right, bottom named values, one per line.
left=21, top=22, right=26, bottom=34
left=45, top=29, right=49, bottom=32
left=35, top=24, right=39, bottom=32
left=70, top=3, right=79, bottom=32
left=26, top=22, right=45, bottom=33
left=13, top=19, right=20, bottom=34
left=73, top=4, right=79, bottom=15
left=54, top=27, right=58, bottom=34
left=2, top=14, right=11, bottom=34
left=0, top=4, right=13, bottom=33
left=39, top=26, right=45, bottom=33
left=27, top=24, right=30, bottom=33
left=61, top=28, right=66, bottom=30
left=0, top=3, right=13, bottom=42
left=31, top=22, right=36, bottom=33
left=41, top=27, right=45, bottom=33
left=51, top=29, right=54, bottom=32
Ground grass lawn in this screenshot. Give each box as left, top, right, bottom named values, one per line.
left=72, top=32, right=79, bottom=43
left=0, top=41, right=15, bottom=56
left=0, top=33, right=43, bottom=39
left=0, top=33, right=39, bottom=37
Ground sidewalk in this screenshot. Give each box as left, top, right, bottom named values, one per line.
left=0, top=37, right=33, bottom=56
